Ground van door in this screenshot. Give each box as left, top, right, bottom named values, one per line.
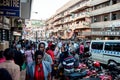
left=103, top=42, right=120, bottom=64
left=90, top=42, right=104, bottom=63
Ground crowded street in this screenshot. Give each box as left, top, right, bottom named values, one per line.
left=0, top=0, right=120, bottom=80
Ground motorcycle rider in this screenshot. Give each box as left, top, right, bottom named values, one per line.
left=70, top=48, right=79, bottom=68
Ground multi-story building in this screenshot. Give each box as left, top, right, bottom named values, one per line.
left=46, top=0, right=120, bottom=40
left=46, top=0, right=91, bottom=40
left=24, top=19, right=46, bottom=41
left=90, top=0, right=120, bottom=40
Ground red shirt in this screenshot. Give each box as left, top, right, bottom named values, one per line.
left=47, top=50, right=54, bottom=61
left=34, top=63, right=44, bottom=80
left=0, top=58, right=6, bottom=63
left=80, top=45, right=84, bottom=54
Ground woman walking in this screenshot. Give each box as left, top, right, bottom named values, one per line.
left=26, top=50, right=52, bottom=80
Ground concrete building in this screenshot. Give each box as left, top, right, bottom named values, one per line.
left=90, top=0, right=120, bottom=40
left=46, top=0, right=120, bottom=40
left=46, top=0, right=91, bottom=40
left=23, top=19, right=46, bottom=41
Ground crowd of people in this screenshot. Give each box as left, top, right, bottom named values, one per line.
left=0, top=39, right=90, bottom=80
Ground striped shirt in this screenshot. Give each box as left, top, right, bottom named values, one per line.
left=62, top=56, right=75, bottom=72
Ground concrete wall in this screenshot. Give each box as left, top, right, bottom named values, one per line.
left=21, top=0, right=32, bottom=19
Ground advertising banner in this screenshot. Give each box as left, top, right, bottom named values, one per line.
left=0, top=0, right=20, bottom=17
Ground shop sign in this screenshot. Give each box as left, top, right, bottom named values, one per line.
left=0, top=0, right=20, bottom=17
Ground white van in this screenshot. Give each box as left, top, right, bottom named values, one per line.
left=89, top=40, right=120, bottom=66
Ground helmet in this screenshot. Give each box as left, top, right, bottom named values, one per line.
left=93, top=61, right=100, bottom=67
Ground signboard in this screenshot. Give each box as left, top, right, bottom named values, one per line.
left=31, top=20, right=44, bottom=26
left=0, top=0, right=20, bottom=17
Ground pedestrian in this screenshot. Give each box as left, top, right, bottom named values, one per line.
left=79, top=42, right=84, bottom=59
left=24, top=46, right=34, bottom=64
left=38, top=42, right=53, bottom=65
left=59, top=46, right=66, bottom=63
left=13, top=47, right=24, bottom=71
left=62, top=51, right=76, bottom=75
left=26, top=50, right=52, bottom=80
left=0, top=48, right=20, bottom=80
left=46, top=44, right=55, bottom=62
left=0, top=50, right=6, bottom=63
left=70, top=48, right=79, bottom=68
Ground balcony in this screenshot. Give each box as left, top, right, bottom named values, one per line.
left=91, top=20, right=120, bottom=28
left=90, top=0, right=109, bottom=6
left=91, top=3, right=120, bottom=16
left=53, top=21, right=63, bottom=26
left=74, top=12, right=90, bottom=21
left=64, top=11, right=71, bottom=17
left=53, top=15, right=63, bottom=22
left=74, top=22, right=90, bottom=29
left=63, top=18, right=73, bottom=24
left=81, top=32, right=91, bottom=36
left=58, top=26, right=62, bottom=30
left=70, top=1, right=91, bottom=13
left=91, top=31, right=120, bottom=36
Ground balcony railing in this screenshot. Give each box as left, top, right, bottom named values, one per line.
left=91, top=20, right=120, bottom=28
left=90, top=0, right=109, bottom=6
left=74, top=22, right=90, bottom=29
left=81, top=32, right=91, bottom=36
left=91, top=3, right=120, bottom=16
left=74, top=12, right=90, bottom=21
left=53, top=15, right=63, bottom=22
left=70, top=1, right=91, bottom=13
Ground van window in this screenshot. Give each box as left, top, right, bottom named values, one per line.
left=105, top=42, right=120, bottom=52
left=91, top=42, right=104, bottom=50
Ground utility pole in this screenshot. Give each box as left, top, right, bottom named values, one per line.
left=36, top=31, right=38, bottom=43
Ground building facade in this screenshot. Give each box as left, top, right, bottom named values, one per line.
left=23, top=19, right=46, bottom=41
left=91, top=0, right=120, bottom=40
left=46, top=0, right=91, bottom=40
left=46, top=0, right=120, bottom=40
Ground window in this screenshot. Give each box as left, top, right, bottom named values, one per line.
left=112, top=13, right=117, bottom=20
left=112, top=0, right=117, bottom=4
left=103, top=14, right=109, bottom=21
left=117, top=11, right=120, bottom=19
left=104, top=16, right=108, bottom=21
left=76, top=21, right=79, bottom=24
left=93, top=16, right=101, bottom=22
left=102, top=2, right=110, bottom=7
left=94, top=17, right=97, bottom=22
left=92, top=17, right=94, bottom=23
left=104, top=2, right=110, bottom=6
left=91, top=42, right=104, bottom=50
left=105, top=42, right=120, bottom=52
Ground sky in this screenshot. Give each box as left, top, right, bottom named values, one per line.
left=30, top=0, right=70, bottom=20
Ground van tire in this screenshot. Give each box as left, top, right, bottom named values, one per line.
left=108, top=60, right=117, bottom=67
